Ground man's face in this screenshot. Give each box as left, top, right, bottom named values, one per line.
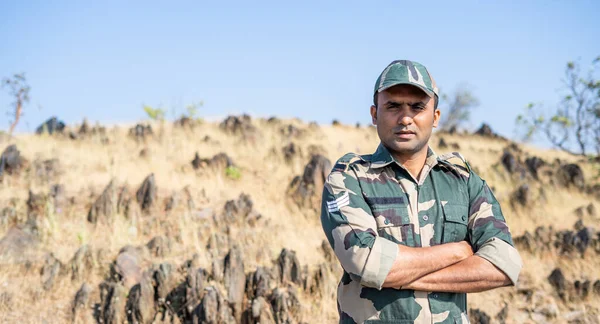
left=370, top=84, right=441, bottom=159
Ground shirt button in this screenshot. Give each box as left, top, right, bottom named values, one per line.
left=433, top=294, right=438, bottom=298
left=423, top=215, right=429, bottom=221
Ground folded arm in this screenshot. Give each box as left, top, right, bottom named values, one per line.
left=381, top=241, right=473, bottom=288
left=402, top=254, right=511, bottom=293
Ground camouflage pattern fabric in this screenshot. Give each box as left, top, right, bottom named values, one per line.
left=320, top=144, right=522, bottom=324
left=374, top=60, right=439, bottom=102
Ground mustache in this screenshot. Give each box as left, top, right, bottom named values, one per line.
left=392, top=127, right=416, bottom=134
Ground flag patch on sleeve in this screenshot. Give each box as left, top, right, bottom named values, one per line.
left=327, top=192, right=349, bottom=212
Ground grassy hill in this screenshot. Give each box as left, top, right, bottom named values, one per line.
left=0, top=116, right=598, bottom=323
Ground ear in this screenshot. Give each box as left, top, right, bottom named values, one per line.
left=370, top=105, right=377, bottom=125
left=432, top=108, right=441, bottom=128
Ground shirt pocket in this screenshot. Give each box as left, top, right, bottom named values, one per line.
left=441, top=203, right=469, bottom=243
left=371, top=203, right=414, bottom=246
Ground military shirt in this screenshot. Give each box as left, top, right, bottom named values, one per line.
left=320, top=144, right=522, bottom=324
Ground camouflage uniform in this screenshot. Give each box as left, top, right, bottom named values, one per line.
left=320, top=60, right=522, bottom=323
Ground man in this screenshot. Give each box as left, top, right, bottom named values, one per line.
left=320, top=60, right=522, bottom=324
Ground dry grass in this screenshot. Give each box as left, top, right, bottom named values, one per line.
left=0, top=118, right=598, bottom=323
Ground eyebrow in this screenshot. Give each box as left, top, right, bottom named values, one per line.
left=383, top=100, right=426, bottom=107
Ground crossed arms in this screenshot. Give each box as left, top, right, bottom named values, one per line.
left=382, top=242, right=512, bottom=293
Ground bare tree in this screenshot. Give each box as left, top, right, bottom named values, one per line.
left=2, top=73, right=30, bottom=134
left=517, top=57, right=600, bottom=156
left=439, top=85, right=479, bottom=132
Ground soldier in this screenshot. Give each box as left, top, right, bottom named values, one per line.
left=320, top=60, right=522, bottom=323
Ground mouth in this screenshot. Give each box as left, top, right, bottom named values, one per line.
left=394, top=130, right=416, bottom=139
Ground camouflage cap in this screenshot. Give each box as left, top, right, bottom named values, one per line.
left=373, top=60, right=439, bottom=104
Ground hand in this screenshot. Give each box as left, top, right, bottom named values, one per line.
left=454, top=241, right=474, bottom=260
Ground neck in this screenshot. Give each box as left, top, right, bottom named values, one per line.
left=392, top=146, right=429, bottom=181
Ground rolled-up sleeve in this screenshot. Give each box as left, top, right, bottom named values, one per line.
left=320, top=166, right=398, bottom=290
left=467, top=173, right=523, bottom=285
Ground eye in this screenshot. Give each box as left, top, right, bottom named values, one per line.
left=411, top=103, right=426, bottom=110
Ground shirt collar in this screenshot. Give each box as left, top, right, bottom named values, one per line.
left=370, top=143, right=440, bottom=184
left=370, top=143, right=439, bottom=169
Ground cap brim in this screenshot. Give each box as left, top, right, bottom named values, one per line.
left=377, top=82, right=435, bottom=98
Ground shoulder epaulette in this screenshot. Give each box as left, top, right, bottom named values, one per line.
left=438, top=151, right=472, bottom=174
left=331, top=153, right=369, bottom=173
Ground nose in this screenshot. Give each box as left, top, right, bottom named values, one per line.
left=398, top=113, right=413, bottom=126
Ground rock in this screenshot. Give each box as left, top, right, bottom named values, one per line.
left=139, top=148, right=149, bottom=158
left=271, top=288, right=300, bottom=324
left=587, top=203, right=597, bottom=217
left=548, top=268, right=568, bottom=300
left=211, top=257, right=224, bottom=283
left=220, top=115, right=257, bottom=138
left=111, top=245, right=149, bottom=289
left=501, top=150, right=518, bottom=174
left=153, top=263, right=176, bottom=303
left=593, top=280, right=600, bottom=295
left=574, top=279, right=591, bottom=299
left=49, top=184, right=67, bottom=214
left=185, top=267, right=208, bottom=315
left=174, top=116, right=197, bottom=129
left=573, top=227, right=593, bottom=256
left=41, top=253, right=64, bottom=290
left=0, top=226, right=40, bottom=264
left=126, top=270, right=155, bottom=324
left=136, top=173, right=157, bottom=213
left=146, top=236, right=171, bottom=258
left=70, top=245, right=95, bottom=281
left=332, top=119, right=341, bottom=126
left=469, top=308, right=491, bottom=324
left=304, top=263, right=331, bottom=298
left=280, top=124, right=304, bottom=138
left=514, top=231, right=535, bottom=252
left=224, top=245, right=245, bottom=321
left=98, top=282, right=127, bottom=324
left=556, top=164, right=585, bottom=189
left=511, top=184, right=530, bottom=207
left=474, top=123, right=495, bottom=137
left=438, top=138, right=448, bottom=149
left=116, top=185, right=136, bottom=219
left=282, top=143, right=301, bottom=163
left=192, top=152, right=234, bottom=170
left=35, top=117, right=65, bottom=135
left=72, top=283, right=92, bottom=323
left=245, top=296, right=275, bottom=324
left=288, top=154, right=332, bottom=210
left=32, top=158, right=60, bottom=182
left=88, top=179, right=116, bottom=224
left=525, top=156, right=546, bottom=179
left=26, top=190, right=47, bottom=226
left=0, top=144, right=27, bottom=178
left=129, top=124, right=154, bottom=142
left=278, top=249, right=302, bottom=285
left=193, top=286, right=235, bottom=324
left=223, top=193, right=256, bottom=224
left=246, top=267, right=272, bottom=300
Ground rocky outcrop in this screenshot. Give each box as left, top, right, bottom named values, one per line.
left=288, top=155, right=332, bottom=211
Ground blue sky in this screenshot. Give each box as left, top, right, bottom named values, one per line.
left=1, top=1, right=599, bottom=142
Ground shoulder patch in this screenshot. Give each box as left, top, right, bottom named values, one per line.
left=438, top=152, right=472, bottom=175
left=332, top=153, right=368, bottom=173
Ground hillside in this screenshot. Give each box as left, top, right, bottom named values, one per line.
left=0, top=115, right=599, bottom=323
